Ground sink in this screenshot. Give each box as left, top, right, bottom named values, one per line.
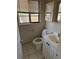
left=48, top=34, right=60, bottom=47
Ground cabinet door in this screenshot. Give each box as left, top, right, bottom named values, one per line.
left=50, top=45, right=56, bottom=59
left=55, top=46, right=61, bottom=59
left=46, top=42, right=51, bottom=59
left=43, top=40, right=50, bottom=59
left=43, top=38, right=57, bottom=59
left=43, top=40, right=56, bottom=59
left=43, top=41, right=47, bottom=59
left=48, top=41, right=56, bottom=59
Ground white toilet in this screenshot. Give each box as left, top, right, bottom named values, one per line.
left=33, top=38, right=43, bottom=51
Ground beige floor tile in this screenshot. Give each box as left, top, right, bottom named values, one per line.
left=23, top=43, right=44, bottom=59
left=23, top=55, right=29, bottom=59
left=37, top=52, right=44, bottom=59
left=29, top=54, right=38, bottom=59
left=23, top=46, right=28, bottom=50
left=28, top=47, right=36, bottom=55
left=23, top=48, right=29, bottom=56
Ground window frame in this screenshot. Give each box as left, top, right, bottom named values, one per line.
left=57, top=12, right=61, bottom=22
left=17, top=11, right=40, bottom=24
left=45, top=1, right=54, bottom=21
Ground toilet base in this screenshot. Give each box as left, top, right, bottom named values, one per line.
left=35, top=44, right=42, bottom=51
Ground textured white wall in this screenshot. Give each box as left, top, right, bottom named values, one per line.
left=18, top=0, right=29, bottom=12
left=29, top=1, right=38, bottom=12
left=46, top=22, right=61, bottom=33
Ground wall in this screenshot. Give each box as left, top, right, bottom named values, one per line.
left=18, top=0, right=46, bottom=44
left=46, top=22, right=61, bottom=33
left=19, top=23, right=45, bottom=44
left=17, top=0, right=29, bottom=12
left=17, top=28, right=22, bottom=59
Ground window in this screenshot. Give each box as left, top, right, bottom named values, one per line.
left=45, top=14, right=52, bottom=21
left=45, top=1, right=54, bottom=21
left=18, top=12, right=39, bottom=24
left=57, top=13, right=61, bottom=22
left=17, top=0, right=39, bottom=24
left=31, top=14, right=39, bottom=22
left=57, top=3, right=61, bottom=22
left=19, top=13, right=29, bottom=23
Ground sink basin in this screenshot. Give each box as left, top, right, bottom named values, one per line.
left=48, top=34, right=60, bottom=47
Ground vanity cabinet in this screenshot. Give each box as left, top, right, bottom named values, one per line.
left=42, top=36, right=60, bottom=59
left=43, top=39, right=56, bottom=59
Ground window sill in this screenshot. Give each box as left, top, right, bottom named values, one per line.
left=19, top=22, right=40, bottom=26
left=19, top=23, right=31, bottom=25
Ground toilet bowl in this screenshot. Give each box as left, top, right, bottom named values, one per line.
left=33, top=38, right=43, bottom=51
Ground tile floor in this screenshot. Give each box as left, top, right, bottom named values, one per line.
left=22, top=43, right=45, bottom=59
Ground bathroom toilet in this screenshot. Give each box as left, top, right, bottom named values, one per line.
left=33, top=38, right=43, bottom=51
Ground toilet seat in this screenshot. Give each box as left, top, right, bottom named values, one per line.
left=33, top=38, right=43, bottom=45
